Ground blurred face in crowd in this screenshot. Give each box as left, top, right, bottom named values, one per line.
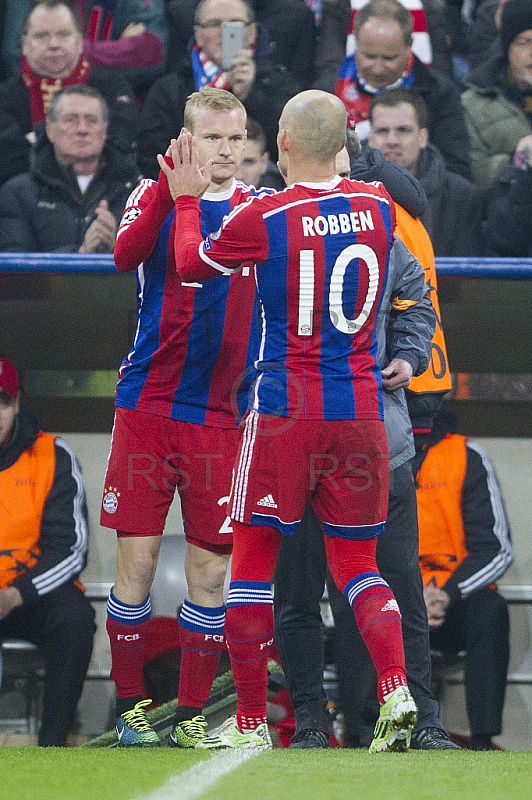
left=235, top=138, right=269, bottom=187
left=194, top=0, right=256, bottom=66
left=22, top=3, right=83, bottom=79
left=46, top=93, right=108, bottom=174
left=335, top=147, right=351, bottom=178
left=0, top=394, right=19, bottom=447
left=368, top=101, right=428, bottom=174
left=188, top=107, right=247, bottom=191
left=355, top=17, right=412, bottom=89
left=508, top=29, right=532, bottom=90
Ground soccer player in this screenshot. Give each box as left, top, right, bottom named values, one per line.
left=100, top=87, right=271, bottom=747
left=159, top=89, right=418, bottom=752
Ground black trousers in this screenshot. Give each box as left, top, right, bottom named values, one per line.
left=429, top=587, right=509, bottom=738
left=0, top=582, right=96, bottom=746
left=273, top=461, right=441, bottom=741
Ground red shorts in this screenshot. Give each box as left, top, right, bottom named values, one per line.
left=100, top=407, right=238, bottom=553
left=229, top=411, right=388, bottom=539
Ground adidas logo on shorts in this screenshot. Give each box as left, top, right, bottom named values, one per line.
left=381, top=599, right=401, bottom=614
left=257, top=494, right=278, bottom=508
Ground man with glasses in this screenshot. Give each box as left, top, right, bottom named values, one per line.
left=0, top=83, right=140, bottom=252
left=165, top=0, right=317, bottom=91
left=0, top=0, right=138, bottom=187
left=137, top=0, right=299, bottom=178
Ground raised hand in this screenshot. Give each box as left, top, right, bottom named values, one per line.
left=156, top=132, right=213, bottom=200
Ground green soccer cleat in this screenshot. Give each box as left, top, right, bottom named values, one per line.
left=369, top=687, right=418, bottom=753
left=198, top=715, right=272, bottom=751
left=169, top=715, right=209, bottom=748
left=116, top=699, right=159, bottom=747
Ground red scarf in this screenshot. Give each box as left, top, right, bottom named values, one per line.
left=21, top=54, right=92, bottom=125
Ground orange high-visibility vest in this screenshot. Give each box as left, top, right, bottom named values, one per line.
left=0, top=432, right=56, bottom=589
left=395, top=205, right=452, bottom=394
left=416, top=433, right=469, bottom=587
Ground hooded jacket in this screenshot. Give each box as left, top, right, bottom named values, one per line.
left=461, top=51, right=532, bottom=196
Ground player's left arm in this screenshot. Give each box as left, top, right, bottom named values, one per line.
left=158, top=131, right=269, bottom=280
left=173, top=195, right=269, bottom=281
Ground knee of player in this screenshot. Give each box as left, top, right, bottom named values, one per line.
left=119, top=549, right=159, bottom=587
left=187, top=553, right=229, bottom=596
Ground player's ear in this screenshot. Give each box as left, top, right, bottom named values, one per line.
left=279, top=128, right=289, bottom=153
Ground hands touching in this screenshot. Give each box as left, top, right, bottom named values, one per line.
left=157, top=131, right=213, bottom=201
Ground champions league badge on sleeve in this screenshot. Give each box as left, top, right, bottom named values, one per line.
left=102, top=487, right=120, bottom=514
left=121, top=207, right=142, bottom=225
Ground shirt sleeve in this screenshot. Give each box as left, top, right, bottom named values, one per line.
left=82, top=30, right=164, bottom=70
left=386, top=237, right=436, bottom=376
left=442, top=441, right=513, bottom=605
left=14, top=440, right=90, bottom=605
left=174, top=195, right=270, bottom=282
left=114, top=170, right=174, bottom=271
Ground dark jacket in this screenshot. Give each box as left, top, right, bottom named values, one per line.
left=137, top=25, right=300, bottom=179
left=484, top=160, right=532, bottom=256
left=0, top=67, right=138, bottom=186
left=166, top=0, right=317, bottom=90
left=378, top=238, right=435, bottom=470
left=0, top=408, right=89, bottom=605
left=410, top=55, right=472, bottom=181
left=0, top=136, right=140, bottom=252
left=352, top=147, right=427, bottom=219
left=416, top=142, right=483, bottom=257
left=319, top=45, right=471, bottom=181
left=351, top=147, right=434, bottom=469
left=466, top=0, right=500, bottom=70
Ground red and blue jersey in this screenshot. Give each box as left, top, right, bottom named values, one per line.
left=114, top=178, right=269, bottom=428
left=176, top=177, right=395, bottom=421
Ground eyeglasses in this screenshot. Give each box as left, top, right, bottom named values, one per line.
left=196, top=19, right=253, bottom=30
left=54, top=114, right=105, bottom=127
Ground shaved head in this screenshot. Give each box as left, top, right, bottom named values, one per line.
left=279, top=91, right=348, bottom=162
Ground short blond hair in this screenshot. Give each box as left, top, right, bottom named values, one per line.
left=184, top=88, right=247, bottom=131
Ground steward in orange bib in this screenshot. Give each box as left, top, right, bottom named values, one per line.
left=412, top=407, right=513, bottom=751
left=0, top=356, right=95, bottom=747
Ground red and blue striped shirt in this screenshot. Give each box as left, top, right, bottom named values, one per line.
left=113, top=178, right=270, bottom=428
left=175, top=177, right=396, bottom=421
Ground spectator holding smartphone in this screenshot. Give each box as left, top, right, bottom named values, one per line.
left=136, top=0, right=299, bottom=178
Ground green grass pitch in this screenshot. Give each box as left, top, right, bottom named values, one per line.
left=1, top=747, right=531, bottom=800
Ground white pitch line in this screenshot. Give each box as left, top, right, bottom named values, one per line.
left=137, top=749, right=260, bottom=800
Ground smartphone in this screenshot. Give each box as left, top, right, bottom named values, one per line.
left=221, top=21, right=245, bottom=70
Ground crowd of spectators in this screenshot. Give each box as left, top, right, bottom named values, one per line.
left=0, top=0, right=531, bottom=257
left=0, top=0, right=527, bottom=750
